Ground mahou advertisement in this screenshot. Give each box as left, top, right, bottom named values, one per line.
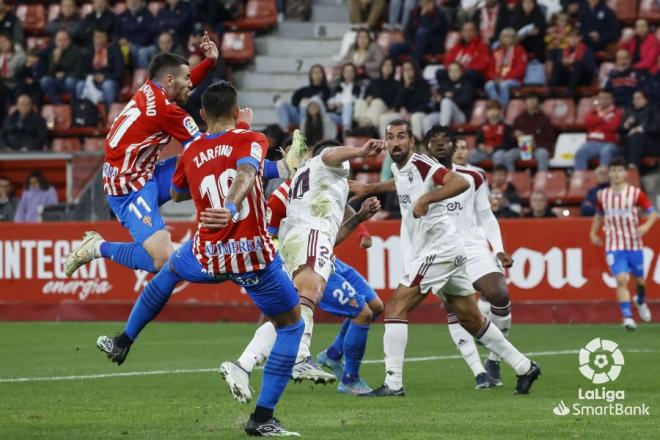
left=0, top=219, right=658, bottom=322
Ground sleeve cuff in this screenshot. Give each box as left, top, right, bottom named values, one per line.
left=267, top=226, right=279, bottom=235
left=237, top=156, right=261, bottom=172
left=182, top=132, right=200, bottom=147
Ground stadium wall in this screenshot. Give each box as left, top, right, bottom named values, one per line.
left=0, top=219, right=658, bottom=323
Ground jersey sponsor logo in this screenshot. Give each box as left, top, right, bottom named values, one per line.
left=453, top=255, right=467, bottom=267
left=205, top=237, right=264, bottom=257
left=446, top=201, right=464, bottom=212
left=102, top=163, right=119, bottom=178
left=250, top=142, right=262, bottom=161
left=183, top=116, right=199, bottom=136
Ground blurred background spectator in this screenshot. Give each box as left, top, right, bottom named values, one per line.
left=619, top=19, right=659, bottom=73
left=355, top=57, right=399, bottom=130
left=117, top=0, right=156, bottom=69
left=76, top=28, right=124, bottom=108
left=605, top=49, right=647, bottom=109
left=441, top=22, right=490, bottom=88
left=621, top=90, right=660, bottom=169
left=327, top=62, right=362, bottom=132
left=40, top=30, right=82, bottom=104
left=545, top=10, right=571, bottom=61
left=46, top=0, right=83, bottom=41
left=388, top=0, right=416, bottom=30
left=580, top=165, right=609, bottom=216
left=510, top=0, right=547, bottom=61
left=575, top=89, right=622, bottom=170
left=511, top=92, right=555, bottom=171
left=155, top=0, right=193, bottom=48
left=578, top=0, right=620, bottom=52
left=275, top=64, right=330, bottom=133
left=350, top=0, right=386, bottom=30
left=549, top=28, right=596, bottom=93
left=388, top=0, right=447, bottom=66
left=0, top=0, right=24, bottom=47
left=80, top=0, right=117, bottom=47
left=471, top=0, right=508, bottom=45
left=490, top=187, right=520, bottom=218
left=301, top=96, right=338, bottom=146
left=484, top=28, right=527, bottom=107
left=14, top=171, right=58, bottom=223
left=469, top=100, right=514, bottom=167
left=341, top=28, right=384, bottom=79
left=424, top=62, right=474, bottom=133
left=489, top=164, right=522, bottom=213
left=0, top=31, right=25, bottom=119
left=0, top=94, right=47, bottom=152
left=0, top=175, right=17, bottom=221
left=13, top=48, right=44, bottom=105
left=525, top=190, right=556, bottom=217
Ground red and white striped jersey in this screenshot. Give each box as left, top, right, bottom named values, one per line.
left=596, top=185, right=655, bottom=251
left=171, top=128, right=277, bottom=275
left=103, top=80, right=201, bottom=196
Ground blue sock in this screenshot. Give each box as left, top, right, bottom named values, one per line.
left=327, top=319, right=351, bottom=361
left=100, top=242, right=156, bottom=273
left=636, top=286, right=646, bottom=304
left=124, top=264, right=181, bottom=340
left=256, top=319, right=304, bottom=410
left=342, top=322, right=370, bottom=383
left=619, top=301, right=633, bottom=319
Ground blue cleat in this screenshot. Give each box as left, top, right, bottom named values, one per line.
left=316, top=349, right=344, bottom=379
left=337, top=377, right=372, bottom=395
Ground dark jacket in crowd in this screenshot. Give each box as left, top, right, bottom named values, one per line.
left=512, top=110, right=556, bottom=152
left=83, top=43, right=125, bottom=82
left=79, top=10, right=117, bottom=46
left=493, top=206, right=520, bottom=218
left=525, top=209, right=557, bottom=218
left=0, top=110, right=48, bottom=151
left=578, top=0, right=620, bottom=51
left=581, top=182, right=608, bottom=216
left=437, top=76, right=474, bottom=115
left=405, top=5, right=447, bottom=54
left=509, top=2, right=548, bottom=61
left=605, top=68, right=648, bottom=108
left=0, top=9, right=25, bottom=46
left=117, top=7, right=156, bottom=47
left=291, top=84, right=332, bottom=108
left=46, top=44, right=83, bottom=78
left=392, top=80, right=431, bottom=113
left=364, top=77, right=401, bottom=108
left=621, top=104, right=660, bottom=138
left=155, top=1, right=194, bottom=46
left=472, top=0, right=509, bottom=45
left=45, top=12, right=83, bottom=40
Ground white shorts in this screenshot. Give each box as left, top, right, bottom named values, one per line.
left=465, top=244, right=503, bottom=284
left=280, top=227, right=334, bottom=281
left=400, top=253, right=474, bottom=298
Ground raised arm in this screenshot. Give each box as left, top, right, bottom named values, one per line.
left=322, top=139, right=386, bottom=168
left=190, top=32, right=218, bottom=87
left=335, top=197, right=381, bottom=246
left=412, top=170, right=469, bottom=218
left=349, top=178, right=396, bottom=199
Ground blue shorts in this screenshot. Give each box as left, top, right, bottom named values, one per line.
left=318, top=259, right=378, bottom=319
left=606, top=250, right=644, bottom=278
left=169, top=240, right=300, bottom=317
left=106, top=157, right=177, bottom=243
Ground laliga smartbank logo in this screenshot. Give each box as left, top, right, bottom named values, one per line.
left=552, top=338, right=650, bottom=417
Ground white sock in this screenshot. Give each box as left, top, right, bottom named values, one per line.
left=447, top=315, right=486, bottom=377
left=383, top=319, right=408, bottom=390
left=477, top=297, right=491, bottom=317
left=477, top=319, right=530, bottom=375
left=237, top=322, right=276, bottom=373
left=296, top=304, right=314, bottom=362
left=488, top=302, right=512, bottom=362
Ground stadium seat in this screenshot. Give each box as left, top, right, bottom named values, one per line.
left=41, top=105, right=72, bottom=131
left=639, top=0, right=660, bottom=22
left=107, top=102, right=127, bottom=127
left=51, top=138, right=82, bottom=153
left=15, top=5, right=47, bottom=33
left=221, top=32, right=255, bottom=64
left=469, top=99, right=489, bottom=126
left=83, top=137, right=105, bottom=152
left=541, top=99, right=575, bottom=127
left=567, top=170, right=597, bottom=203
left=576, top=97, right=595, bottom=125
left=354, top=171, right=380, bottom=184
left=533, top=170, right=568, bottom=202
left=505, top=99, right=525, bottom=125
left=597, top=62, right=615, bottom=87
left=26, top=36, right=50, bottom=50
left=377, top=30, right=404, bottom=53
left=551, top=132, right=586, bottom=168
left=508, top=172, right=532, bottom=200
left=233, top=0, right=278, bottom=30
left=445, top=31, right=460, bottom=52
left=606, top=0, right=638, bottom=23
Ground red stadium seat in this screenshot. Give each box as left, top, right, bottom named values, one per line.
left=26, top=36, right=50, bottom=50
left=567, top=170, right=597, bottom=203
left=107, top=102, right=128, bottom=127
left=42, top=105, right=72, bottom=131
left=639, top=0, right=660, bottom=23
left=533, top=170, right=567, bottom=201
left=51, top=138, right=82, bottom=153
left=627, top=167, right=641, bottom=187
left=445, top=31, right=460, bottom=53
left=377, top=30, right=404, bottom=53
left=221, top=32, right=255, bottom=64
left=508, top=172, right=532, bottom=200
left=597, top=62, right=615, bottom=86
left=83, top=137, right=105, bottom=152
left=606, top=0, right=637, bottom=23
left=576, top=97, right=595, bottom=124
left=469, top=99, right=489, bottom=126
left=541, top=99, right=576, bottom=127
left=505, top=99, right=525, bottom=125
left=15, top=5, right=47, bottom=33
left=233, top=0, right=278, bottom=30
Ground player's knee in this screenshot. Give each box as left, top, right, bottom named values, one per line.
left=368, top=298, right=384, bottom=318
left=615, top=274, right=628, bottom=287
left=480, top=285, right=509, bottom=307
left=354, top=305, right=373, bottom=324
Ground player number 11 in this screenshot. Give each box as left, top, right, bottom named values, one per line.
left=200, top=169, right=250, bottom=221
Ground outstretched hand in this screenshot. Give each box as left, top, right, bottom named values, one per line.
left=359, top=139, right=386, bottom=158
left=200, top=31, right=219, bottom=61
left=357, top=196, right=381, bottom=221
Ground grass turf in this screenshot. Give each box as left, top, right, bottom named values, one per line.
left=0, top=322, right=658, bottom=439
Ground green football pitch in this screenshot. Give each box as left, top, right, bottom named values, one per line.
left=1, top=322, right=658, bottom=439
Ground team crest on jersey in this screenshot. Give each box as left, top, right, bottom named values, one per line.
left=407, top=171, right=414, bottom=183
left=142, top=216, right=152, bottom=227
left=349, top=299, right=358, bottom=308
left=183, top=116, right=199, bottom=136
left=250, top=142, right=262, bottom=160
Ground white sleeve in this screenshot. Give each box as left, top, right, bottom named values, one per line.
left=474, top=180, right=491, bottom=211
left=476, top=206, right=505, bottom=254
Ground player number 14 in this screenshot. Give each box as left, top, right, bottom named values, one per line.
left=200, top=169, right=250, bottom=221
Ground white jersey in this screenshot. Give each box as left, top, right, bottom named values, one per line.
left=280, top=151, right=350, bottom=244
left=392, top=153, right=465, bottom=273
left=447, top=164, right=490, bottom=250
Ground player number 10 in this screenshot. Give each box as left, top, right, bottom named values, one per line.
left=200, top=169, right=250, bottom=221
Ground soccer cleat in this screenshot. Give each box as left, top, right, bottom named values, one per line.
left=633, top=296, right=651, bottom=322
left=96, top=334, right=131, bottom=366
left=484, top=359, right=503, bottom=387
left=623, top=317, right=637, bottom=331
left=358, top=384, right=405, bottom=397
left=514, top=361, right=541, bottom=395
left=219, top=361, right=253, bottom=404
left=337, top=377, right=372, bottom=395
left=65, top=231, right=103, bottom=277
left=284, top=129, right=308, bottom=176
left=291, top=357, right=336, bottom=384
left=316, top=349, right=344, bottom=379
left=245, top=416, right=300, bottom=437
left=475, top=372, right=496, bottom=390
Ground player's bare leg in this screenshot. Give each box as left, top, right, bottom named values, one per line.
left=615, top=273, right=637, bottom=330
left=474, top=272, right=512, bottom=386
left=632, top=276, right=651, bottom=322
left=446, top=294, right=540, bottom=394
left=361, top=284, right=426, bottom=397
left=141, top=230, right=175, bottom=271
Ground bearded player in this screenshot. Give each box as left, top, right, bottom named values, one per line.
left=357, top=120, right=540, bottom=397
left=97, top=81, right=305, bottom=436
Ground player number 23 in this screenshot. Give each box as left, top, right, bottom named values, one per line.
left=333, top=281, right=356, bottom=305
left=200, top=169, right=250, bottom=221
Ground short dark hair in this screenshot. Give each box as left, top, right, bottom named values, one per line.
left=386, top=119, right=412, bottom=138
left=493, top=164, right=508, bottom=173
left=423, top=125, right=455, bottom=148
left=608, top=157, right=627, bottom=169
left=523, top=91, right=540, bottom=101
left=201, top=80, right=238, bottom=119
left=148, top=52, right=189, bottom=80
left=25, top=171, right=50, bottom=191
left=312, top=139, right=341, bottom=157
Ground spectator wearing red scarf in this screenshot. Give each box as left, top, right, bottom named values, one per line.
left=550, top=28, right=596, bottom=93
left=574, top=89, right=622, bottom=170
left=440, top=21, right=490, bottom=87
left=484, top=28, right=527, bottom=107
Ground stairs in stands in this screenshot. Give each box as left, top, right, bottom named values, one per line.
left=234, top=0, right=351, bottom=128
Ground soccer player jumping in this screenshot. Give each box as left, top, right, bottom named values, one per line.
left=590, top=157, right=657, bottom=330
